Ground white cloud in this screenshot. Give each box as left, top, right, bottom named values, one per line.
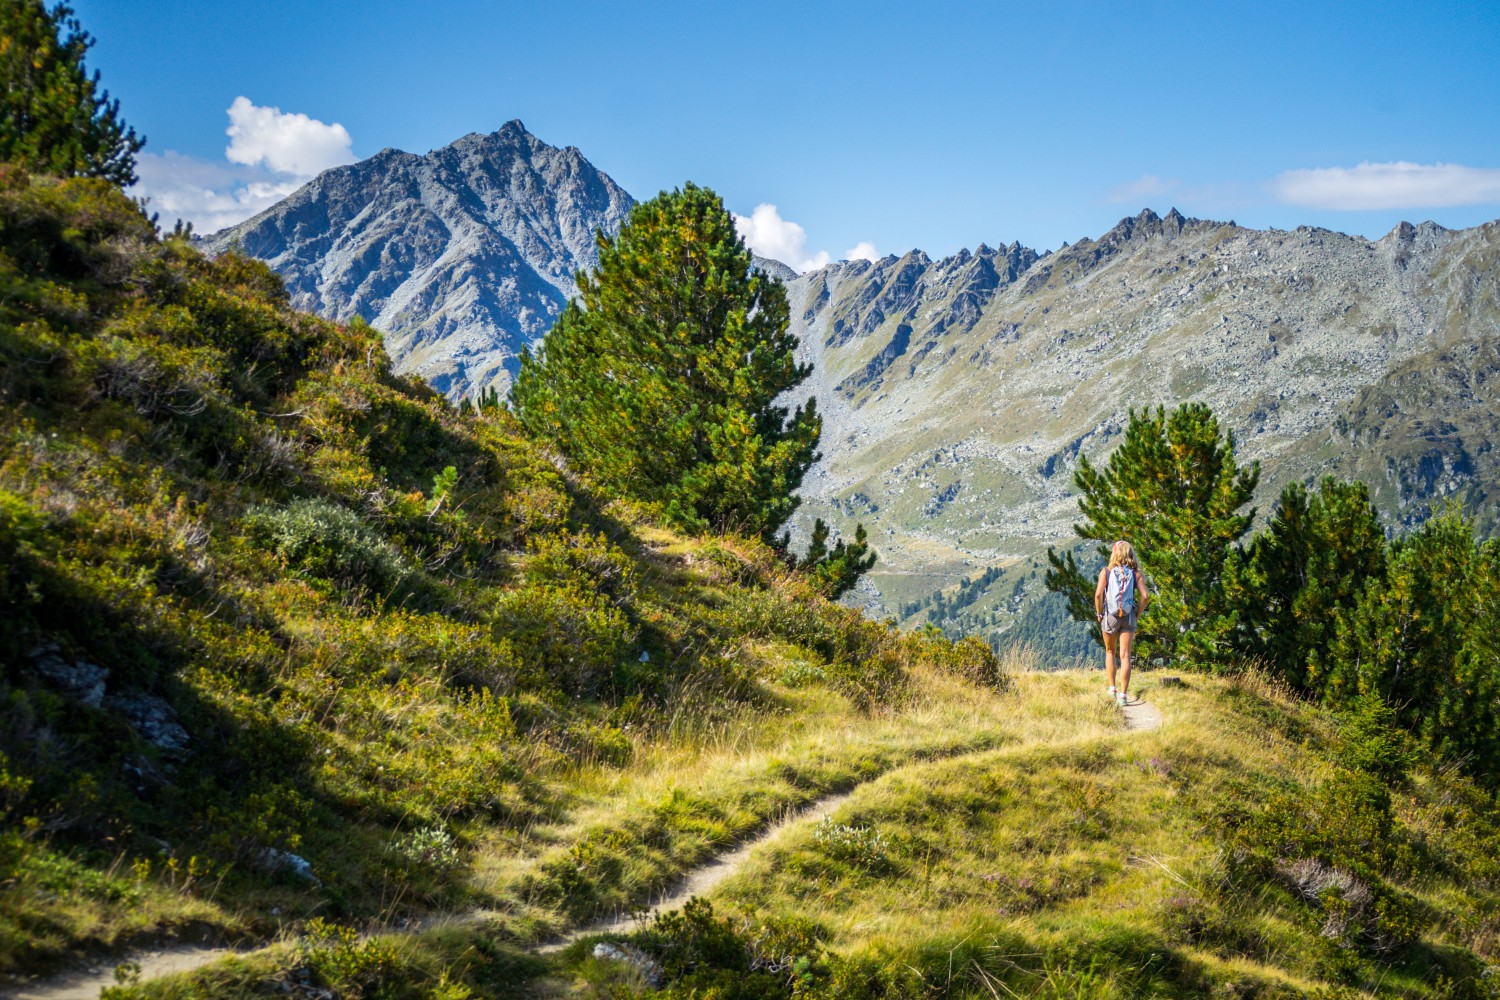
left=1272, top=161, right=1500, bottom=210
left=131, top=98, right=355, bottom=234
left=225, top=96, right=354, bottom=177
left=734, top=204, right=826, bottom=272
left=733, top=203, right=875, bottom=273
left=133, top=152, right=302, bottom=233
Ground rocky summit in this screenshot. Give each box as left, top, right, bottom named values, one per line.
left=781, top=209, right=1500, bottom=647
left=200, top=120, right=633, bottom=398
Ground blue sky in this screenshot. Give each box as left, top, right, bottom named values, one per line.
left=79, top=0, right=1500, bottom=266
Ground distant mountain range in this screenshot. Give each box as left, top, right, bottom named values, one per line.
left=205, top=126, right=1500, bottom=656
left=781, top=210, right=1500, bottom=646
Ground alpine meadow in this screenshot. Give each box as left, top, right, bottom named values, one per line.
left=1, top=4, right=1499, bottom=1000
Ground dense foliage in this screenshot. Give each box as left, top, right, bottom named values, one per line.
left=511, top=183, right=822, bottom=544
left=0, top=1, right=142, bottom=185
left=1045, top=403, right=1259, bottom=663
left=1220, top=478, right=1386, bottom=689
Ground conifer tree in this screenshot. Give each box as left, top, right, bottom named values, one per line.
left=511, top=183, right=821, bottom=542
left=1325, top=507, right=1500, bottom=778
left=0, top=1, right=143, bottom=185
left=1045, top=404, right=1258, bottom=665
left=1222, top=478, right=1385, bottom=689
left=802, top=517, right=831, bottom=567
left=800, top=518, right=875, bottom=599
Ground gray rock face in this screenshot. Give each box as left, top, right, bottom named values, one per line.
left=28, top=643, right=108, bottom=707
left=200, top=121, right=634, bottom=399
left=105, top=692, right=191, bottom=753
left=780, top=209, right=1500, bottom=630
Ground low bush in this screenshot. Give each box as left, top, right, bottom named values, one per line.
left=247, top=497, right=410, bottom=593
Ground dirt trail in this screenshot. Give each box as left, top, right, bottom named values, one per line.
left=1, top=945, right=243, bottom=1000
left=536, top=787, right=859, bottom=954
left=8, top=689, right=1167, bottom=996
left=1123, top=696, right=1164, bottom=731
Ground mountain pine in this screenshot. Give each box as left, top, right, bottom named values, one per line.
left=0, top=1, right=143, bottom=185
left=511, top=182, right=820, bottom=542
left=1324, top=507, right=1500, bottom=777
left=1222, top=478, right=1385, bottom=689
left=1046, top=403, right=1258, bottom=664
left=801, top=518, right=876, bottom=599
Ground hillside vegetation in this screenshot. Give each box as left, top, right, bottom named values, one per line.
left=0, top=169, right=1006, bottom=983
left=1, top=174, right=1496, bottom=1000
left=63, top=672, right=1500, bottom=1000
left=0, top=10, right=1497, bottom=997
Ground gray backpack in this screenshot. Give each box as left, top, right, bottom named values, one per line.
left=1105, top=566, right=1135, bottom=615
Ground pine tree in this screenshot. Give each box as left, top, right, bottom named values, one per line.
left=1222, top=478, right=1385, bottom=690
left=1325, top=507, right=1500, bottom=778
left=511, top=183, right=821, bottom=542
left=801, top=520, right=875, bottom=599
left=0, top=1, right=143, bottom=185
left=803, top=517, right=831, bottom=567
left=1045, top=404, right=1258, bottom=665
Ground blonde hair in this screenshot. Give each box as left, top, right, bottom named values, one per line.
left=1108, top=540, right=1139, bottom=572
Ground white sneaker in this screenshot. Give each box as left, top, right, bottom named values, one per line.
left=1117, top=693, right=1129, bottom=707
left=1107, top=685, right=1117, bottom=698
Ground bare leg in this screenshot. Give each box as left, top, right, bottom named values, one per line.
left=1118, top=630, right=1134, bottom=699
left=1104, top=631, right=1118, bottom=690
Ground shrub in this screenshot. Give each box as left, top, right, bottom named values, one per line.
left=490, top=582, right=635, bottom=698
left=389, top=825, right=463, bottom=878
left=811, top=816, right=894, bottom=873
left=246, top=497, right=410, bottom=592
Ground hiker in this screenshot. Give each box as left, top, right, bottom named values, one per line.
left=1095, top=540, right=1149, bottom=707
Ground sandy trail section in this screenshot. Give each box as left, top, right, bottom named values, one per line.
left=1, top=945, right=243, bottom=1000
left=1123, top=696, right=1164, bottom=731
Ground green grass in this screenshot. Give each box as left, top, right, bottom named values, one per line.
left=102, top=670, right=1500, bottom=999
left=0, top=169, right=1018, bottom=990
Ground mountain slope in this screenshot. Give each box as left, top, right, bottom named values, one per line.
left=0, top=169, right=1004, bottom=982
left=200, top=120, right=634, bottom=398
left=781, top=210, right=1500, bottom=641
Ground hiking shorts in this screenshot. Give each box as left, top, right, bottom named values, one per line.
left=1102, top=609, right=1137, bottom=636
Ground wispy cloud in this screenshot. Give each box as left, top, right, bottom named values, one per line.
left=1271, top=161, right=1500, bottom=210
left=132, top=98, right=356, bottom=233
left=1106, top=174, right=1181, bottom=204
left=733, top=203, right=876, bottom=273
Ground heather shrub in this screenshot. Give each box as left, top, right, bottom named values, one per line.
left=247, top=497, right=410, bottom=593
left=490, top=581, right=635, bottom=698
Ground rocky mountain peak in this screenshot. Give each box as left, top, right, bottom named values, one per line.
left=201, top=123, right=634, bottom=399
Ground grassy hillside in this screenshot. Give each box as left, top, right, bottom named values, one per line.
left=0, top=169, right=1006, bottom=982
left=83, top=673, right=1500, bottom=1000
left=2, top=172, right=1497, bottom=1000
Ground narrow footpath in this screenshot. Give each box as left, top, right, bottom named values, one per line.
left=5, top=691, right=1165, bottom=999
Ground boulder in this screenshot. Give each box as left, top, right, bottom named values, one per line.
left=105, top=692, right=190, bottom=752
left=28, top=643, right=108, bottom=707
